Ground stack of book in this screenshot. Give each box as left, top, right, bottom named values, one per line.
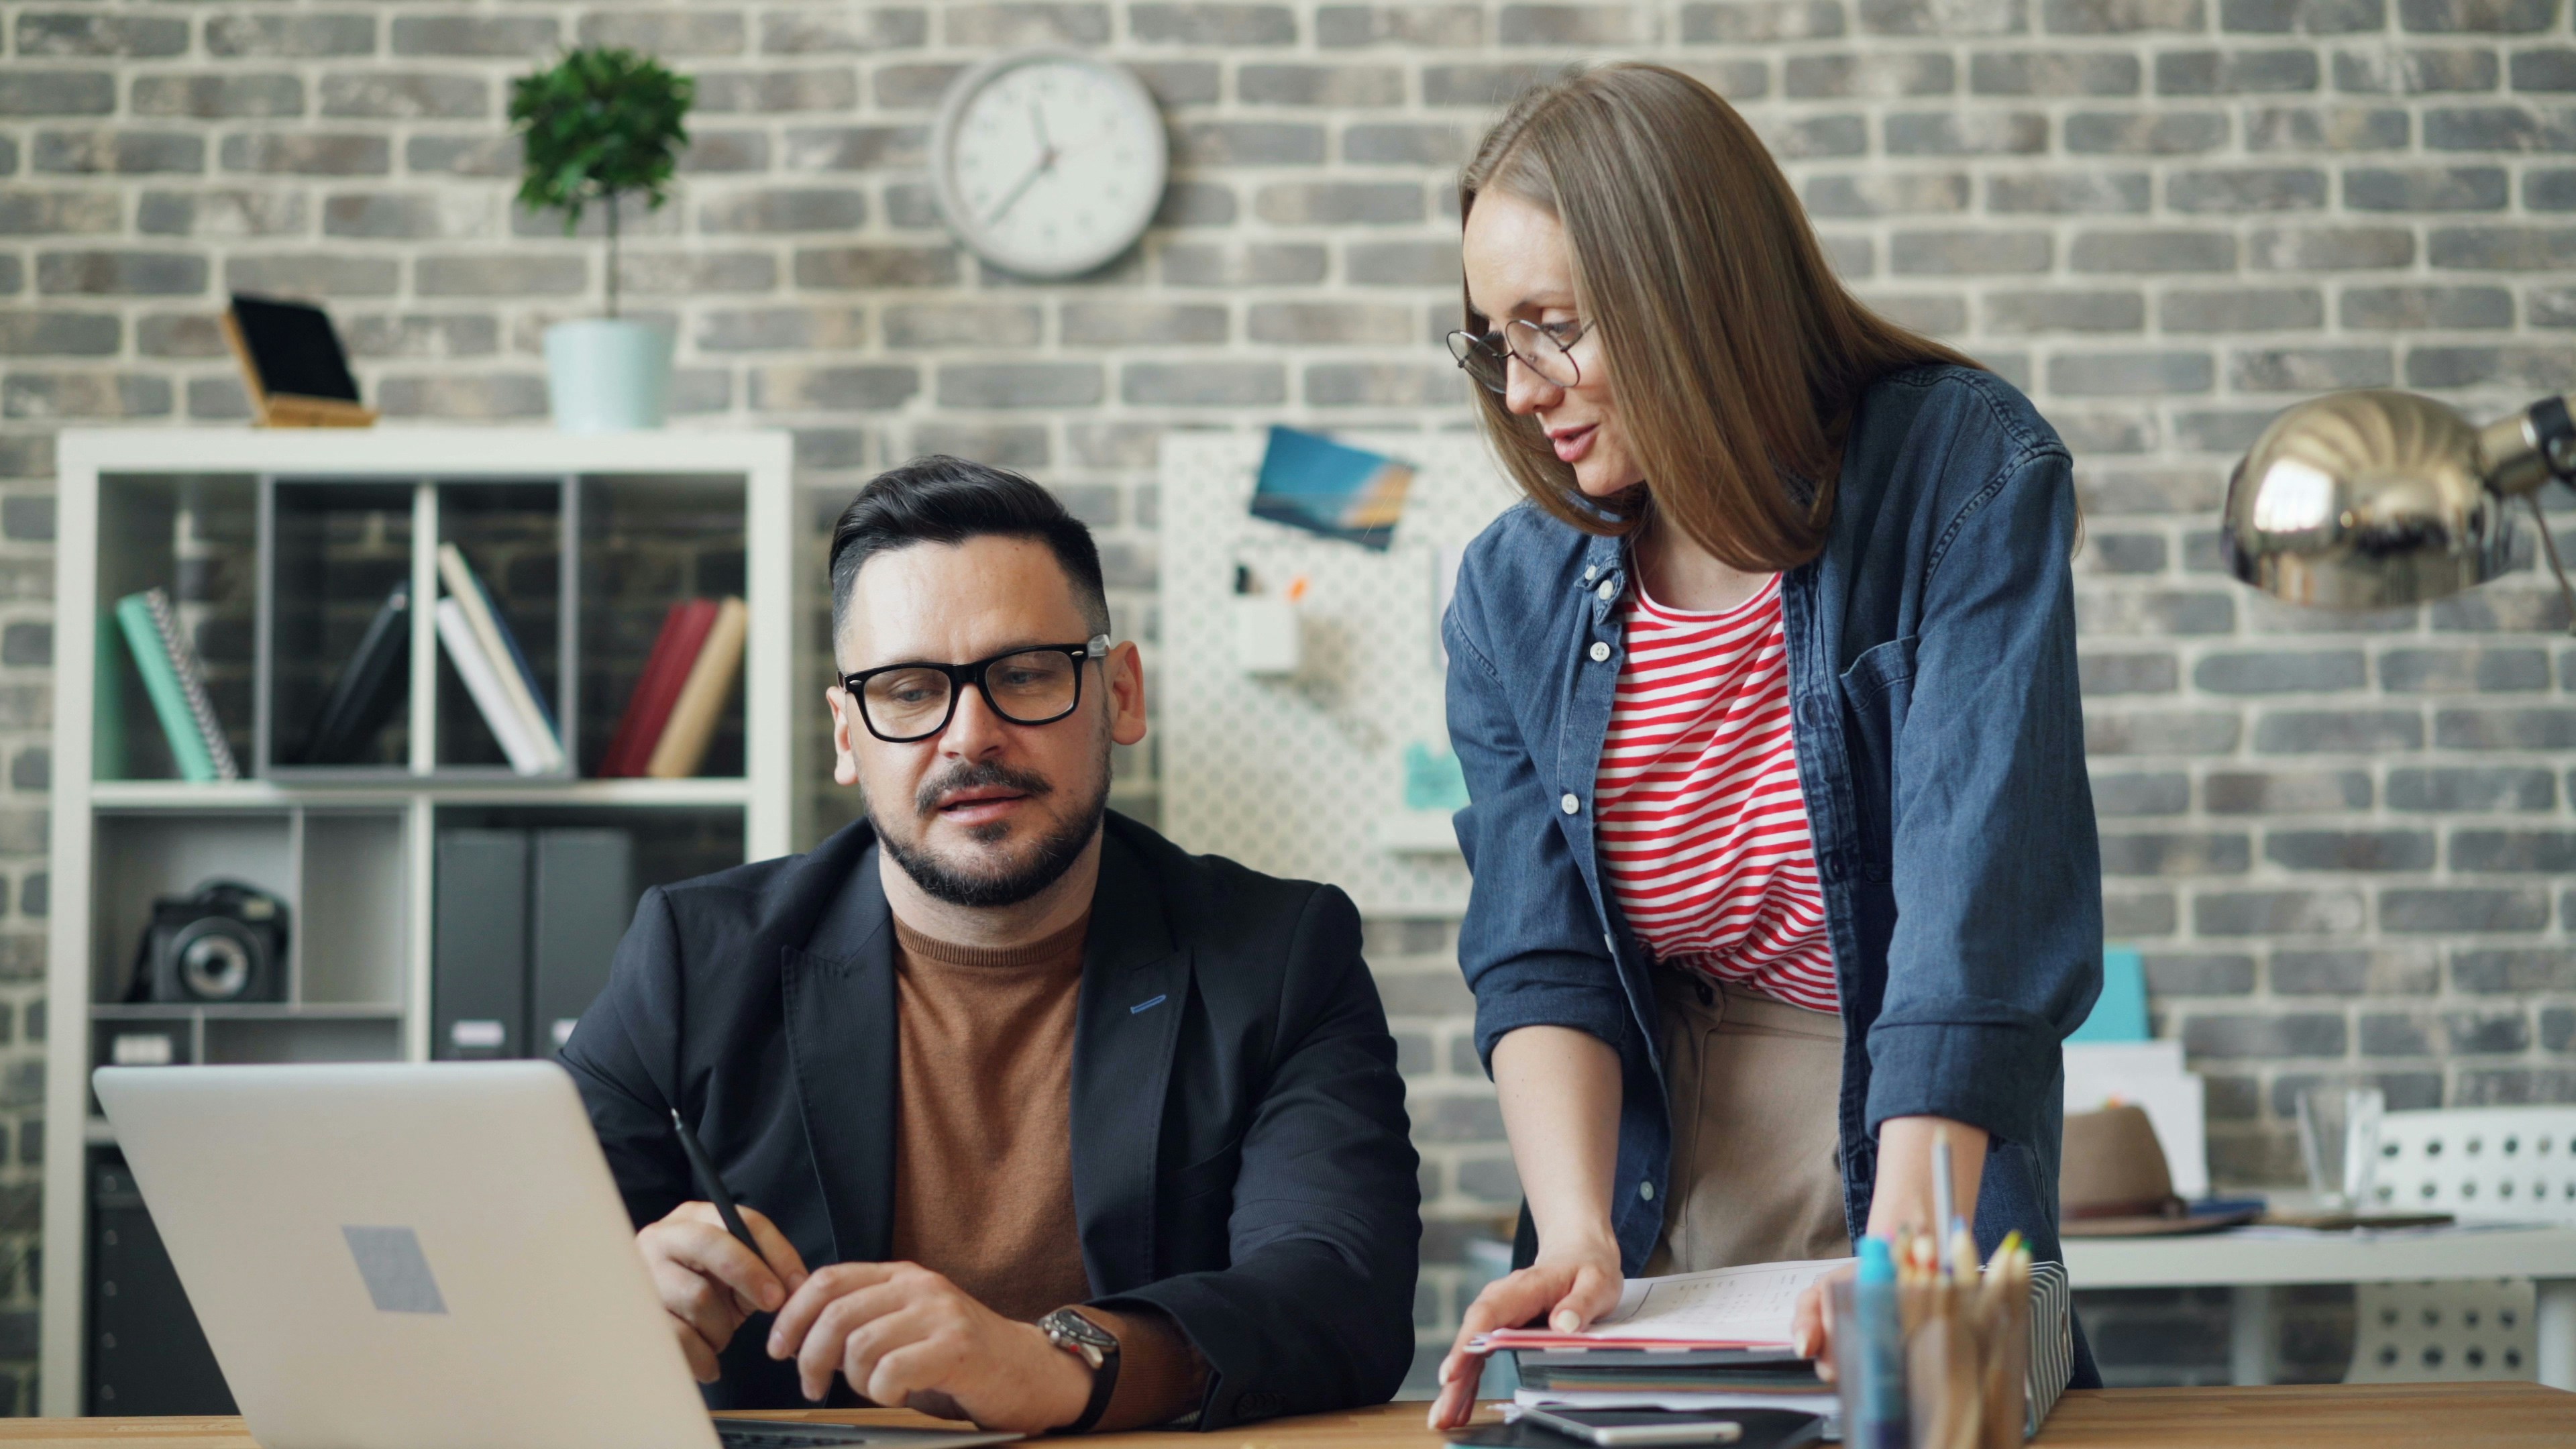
left=433, top=544, right=563, bottom=775
left=598, top=596, right=747, bottom=779
left=112, top=587, right=239, bottom=783
left=1480, top=1261, right=1843, bottom=1420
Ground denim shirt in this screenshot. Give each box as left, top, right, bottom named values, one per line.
left=1443, top=364, right=2104, bottom=1277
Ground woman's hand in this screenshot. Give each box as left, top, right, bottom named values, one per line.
left=1426, top=1237, right=1623, bottom=1430
left=1790, top=1262, right=1856, bottom=1381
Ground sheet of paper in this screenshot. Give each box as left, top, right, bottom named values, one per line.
left=1486, top=1259, right=1850, bottom=1351
left=1514, top=1389, right=1841, bottom=1417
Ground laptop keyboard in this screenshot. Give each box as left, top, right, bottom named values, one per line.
left=713, top=1419, right=1008, bottom=1448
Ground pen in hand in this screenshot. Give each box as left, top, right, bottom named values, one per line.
left=669, top=1106, right=763, bottom=1259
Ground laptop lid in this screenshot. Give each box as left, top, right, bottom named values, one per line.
left=95, top=1061, right=717, bottom=1449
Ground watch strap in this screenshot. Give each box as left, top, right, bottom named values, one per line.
left=1044, top=1309, right=1120, bottom=1434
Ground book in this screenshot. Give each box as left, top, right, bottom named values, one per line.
left=435, top=597, right=549, bottom=774
left=297, top=580, right=410, bottom=766
left=598, top=598, right=717, bottom=777
left=113, top=588, right=239, bottom=783
left=643, top=597, right=747, bottom=780
left=436, top=543, right=560, bottom=771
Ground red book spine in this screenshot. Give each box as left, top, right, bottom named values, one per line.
left=600, top=600, right=717, bottom=777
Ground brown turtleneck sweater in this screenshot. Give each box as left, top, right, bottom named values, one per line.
left=888, top=912, right=1204, bottom=1431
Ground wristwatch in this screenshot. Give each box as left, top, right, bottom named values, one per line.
left=1037, top=1307, right=1121, bottom=1434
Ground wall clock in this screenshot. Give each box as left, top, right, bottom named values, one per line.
left=929, top=49, right=1169, bottom=280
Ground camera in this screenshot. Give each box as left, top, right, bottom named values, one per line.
left=129, top=881, right=290, bottom=1005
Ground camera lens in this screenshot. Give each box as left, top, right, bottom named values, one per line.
left=174, top=920, right=256, bottom=1001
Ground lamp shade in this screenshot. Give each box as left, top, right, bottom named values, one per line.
left=2222, top=388, right=2515, bottom=610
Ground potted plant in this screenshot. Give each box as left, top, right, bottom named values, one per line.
left=511, top=46, right=692, bottom=433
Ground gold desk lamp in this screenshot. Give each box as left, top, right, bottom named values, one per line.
left=2223, top=388, right=2576, bottom=632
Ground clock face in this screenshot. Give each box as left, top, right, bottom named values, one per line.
left=930, top=50, right=1169, bottom=280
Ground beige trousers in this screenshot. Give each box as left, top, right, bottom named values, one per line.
left=1642, top=968, right=1856, bottom=1277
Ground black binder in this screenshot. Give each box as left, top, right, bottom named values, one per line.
left=433, top=830, right=528, bottom=1059
left=531, top=828, right=635, bottom=1056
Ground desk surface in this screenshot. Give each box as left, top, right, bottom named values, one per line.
left=2063, top=1223, right=2576, bottom=1287
left=2, top=1387, right=2569, bottom=1449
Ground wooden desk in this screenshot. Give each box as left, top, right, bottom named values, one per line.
left=0, top=1388, right=2569, bottom=1449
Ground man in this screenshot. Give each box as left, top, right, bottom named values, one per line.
left=561, top=458, right=1419, bottom=1433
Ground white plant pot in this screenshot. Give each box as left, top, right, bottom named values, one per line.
left=544, top=317, right=673, bottom=433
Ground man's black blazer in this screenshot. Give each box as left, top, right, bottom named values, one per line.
left=559, top=811, right=1421, bottom=1426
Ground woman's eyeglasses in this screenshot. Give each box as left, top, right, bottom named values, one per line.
left=1445, top=317, right=1597, bottom=395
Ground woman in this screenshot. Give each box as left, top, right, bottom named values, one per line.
left=1427, top=64, right=2104, bottom=1427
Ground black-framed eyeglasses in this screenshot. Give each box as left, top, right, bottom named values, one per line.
left=840, top=635, right=1110, bottom=744
left=1446, top=317, right=1598, bottom=395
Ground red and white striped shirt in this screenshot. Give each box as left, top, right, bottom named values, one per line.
left=1594, top=573, right=1840, bottom=1013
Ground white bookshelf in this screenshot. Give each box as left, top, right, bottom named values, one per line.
left=41, top=429, right=798, bottom=1413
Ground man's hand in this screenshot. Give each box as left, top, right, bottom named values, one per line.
left=1427, top=1236, right=1623, bottom=1429
left=765, top=1260, right=1095, bottom=1430
left=638, top=1201, right=812, bottom=1383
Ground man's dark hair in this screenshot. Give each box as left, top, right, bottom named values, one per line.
left=828, top=455, right=1110, bottom=647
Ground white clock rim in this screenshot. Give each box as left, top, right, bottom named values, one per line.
left=929, top=47, right=1171, bottom=282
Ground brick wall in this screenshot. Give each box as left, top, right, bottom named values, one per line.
left=4, top=0, right=2576, bottom=1407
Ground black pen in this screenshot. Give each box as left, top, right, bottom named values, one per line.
left=669, top=1107, right=762, bottom=1258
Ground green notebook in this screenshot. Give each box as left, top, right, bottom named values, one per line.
left=114, top=590, right=219, bottom=783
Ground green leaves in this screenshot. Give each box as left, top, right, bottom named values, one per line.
left=509, top=46, right=694, bottom=233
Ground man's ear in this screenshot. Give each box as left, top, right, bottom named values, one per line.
left=1106, top=641, right=1148, bottom=747
left=826, top=684, right=863, bottom=786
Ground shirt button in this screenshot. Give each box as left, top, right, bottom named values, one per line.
left=1560, top=793, right=1581, bottom=814
left=1583, top=566, right=1599, bottom=583
left=1597, top=580, right=1617, bottom=601
left=1589, top=641, right=1611, bottom=663
left=1639, top=1181, right=1656, bottom=1201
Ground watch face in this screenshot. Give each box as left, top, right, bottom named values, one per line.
left=932, top=50, right=1169, bottom=279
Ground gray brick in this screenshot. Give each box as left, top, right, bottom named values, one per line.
left=1062, top=301, right=1226, bottom=345
left=1864, top=292, right=1970, bottom=333
left=2161, top=286, right=2326, bottom=331
left=2088, top=710, right=2243, bottom=754
left=794, top=246, right=959, bottom=290
left=320, top=72, right=488, bottom=119
left=2169, top=166, right=2330, bottom=211
left=2456, top=1068, right=2576, bottom=1104
left=1344, top=123, right=1469, bottom=166
left=1177, top=121, right=1326, bottom=166
left=136, top=313, right=225, bottom=358
left=2381, top=887, right=2551, bottom=932
left=2223, top=0, right=2386, bottom=25
left=2436, top=706, right=2576, bottom=748
left=35, top=250, right=205, bottom=297
left=1675, top=59, right=1778, bottom=99
left=2425, top=103, right=2576, bottom=150
left=1972, top=51, right=2143, bottom=94
left=2066, top=111, right=2232, bottom=153
left=1758, top=115, right=1872, bottom=158
left=2333, top=48, right=2503, bottom=94
left=207, top=13, right=376, bottom=58
left=338, top=313, right=500, bottom=360
left=2430, top=587, right=2571, bottom=632
left=224, top=254, right=398, bottom=297
left=2232, top=345, right=2397, bottom=390
left=1499, top=3, right=1662, bottom=42
left=693, top=68, right=859, bottom=113
left=132, top=76, right=305, bottom=120
left=2145, top=952, right=2258, bottom=994
left=937, top=363, right=1102, bottom=409
left=2085, top=533, right=2171, bottom=573
left=881, top=303, right=1041, bottom=349
left=32, top=130, right=203, bottom=175
left=415, top=255, right=585, bottom=297
left=2049, top=350, right=2216, bottom=394
left=1987, top=172, right=2153, bottom=212
left=0, top=192, right=120, bottom=236
left=2265, top=828, right=2438, bottom=869
left=2183, top=1010, right=2349, bottom=1055
left=1153, top=181, right=1236, bottom=227
left=2381, top=645, right=2551, bottom=692
left=374, top=374, right=545, bottom=419
left=1256, top=182, right=1422, bottom=226
left=944, top=5, right=1111, bottom=46
left=1986, top=290, right=2147, bottom=334
left=0, top=72, right=115, bottom=117
left=2399, top=0, right=2559, bottom=28
left=223, top=133, right=390, bottom=176
left=1160, top=241, right=1327, bottom=286
left=1890, top=229, right=2051, bottom=274
left=2510, top=47, right=2576, bottom=90
left=1124, top=362, right=1285, bottom=407
left=2159, top=48, right=2324, bottom=93
left=2255, top=708, right=2425, bottom=752
left=2387, top=765, right=2555, bottom=810
left=905, top=423, right=1049, bottom=473
left=2195, top=648, right=2367, bottom=692
left=0, top=312, right=117, bottom=357
left=2082, top=651, right=2182, bottom=694
left=1804, top=173, right=1972, bottom=217
left=2526, top=168, right=2576, bottom=207
left=2276, top=947, right=2440, bottom=994
left=700, top=187, right=868, bottom=233
left=871, top=64, right=965, bottom=110
left=577, top=10, right=748, bottom=54
left=2451, top=828, right=2576, bottom=871
left=1682, top=1, right=1850, bottom=40
left=1320, top=5, right=1487, bottom=46
left=1241, top=64, right=1405, bottom=106
left=2345, top=164, right=2512, bottom=211
left=321, top=192, right=490, bottom=241
left=2548, top=1008, right=2576, bottom=1054
left=1790, top=53, right=1957, bottom=97
left=2072, top=228, right=2239, bottom=272
left=0, top=371, right=171, bottom=419
left=2205, top=768, right=2372, bottom=812
left=2247, top=104, right=2414, bottom=150
left=692, top=306, right=866, bottom=353
left=2443, top=1008, right=2531, bottom=1055
left=1883, top=111, right=2048, bottom=154
left=1862, top=0, right=2029, bottom=32
left=15, top=11, right=188, bottom=57
left=2102, top=891, right=2180, bottom=936
left=391, top=14, right=559, bottom=56
left=1246, top=302, right=1411, bottom=345
left=2340, top=283, right=2514, bottom=327
left=1132, top=3, right=1297, bottom=42
left=751, top=364, right=920, bottom=412
left=2094, top=770, right=2193, bottom=814
left=2251, top=224, right=2416, bottom=268
left=619, top=252, right=775, bottom=297
left=761, top=7, right=928, bottom=53
left=2078, top=588, right=2239, bottom=636
left=1307, top=362, right=1464, bottom=407
left=2454, top=947, right=2576, bottom=991
left=2104, top=831, right=2252, bottom=874
left=2359, top=1011, right=2434, bottom=1056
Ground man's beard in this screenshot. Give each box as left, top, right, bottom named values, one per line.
left=872, top=753, right=1110, bottom=910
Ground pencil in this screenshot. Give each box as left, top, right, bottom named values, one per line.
left=669, top=1107, right=762, bottom=1257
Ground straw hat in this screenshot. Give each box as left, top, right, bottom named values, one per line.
left=2059, top=1104, right=2259, bottom=1238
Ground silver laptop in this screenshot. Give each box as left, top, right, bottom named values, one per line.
left=93, top=1061, right=1020, bottom=1449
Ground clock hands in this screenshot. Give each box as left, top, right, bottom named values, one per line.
left=984, top=101, right=1060, bottom=227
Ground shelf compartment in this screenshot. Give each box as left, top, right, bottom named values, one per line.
left=435, top=479, right=572, bottom=775
left=204, top=1015, right=402, bottom=1064
left=260, top=480, right=415, bottom=775
left=89, top=811, right=294, bottom=1006
left=94, top=473, right=259, bottom=784
left=298, top=810, right=408, bottom=1007
left=579, top=475, right=748, bottom=779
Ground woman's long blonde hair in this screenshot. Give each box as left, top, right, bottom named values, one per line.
left=1462, top=63, right=1980, bottom=571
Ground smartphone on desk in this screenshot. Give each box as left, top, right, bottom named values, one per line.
left=1521, top=1408, right=1746, bottom=1446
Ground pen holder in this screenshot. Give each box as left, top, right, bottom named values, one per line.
left=1830, top=1276, right=2031, bottom=1449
